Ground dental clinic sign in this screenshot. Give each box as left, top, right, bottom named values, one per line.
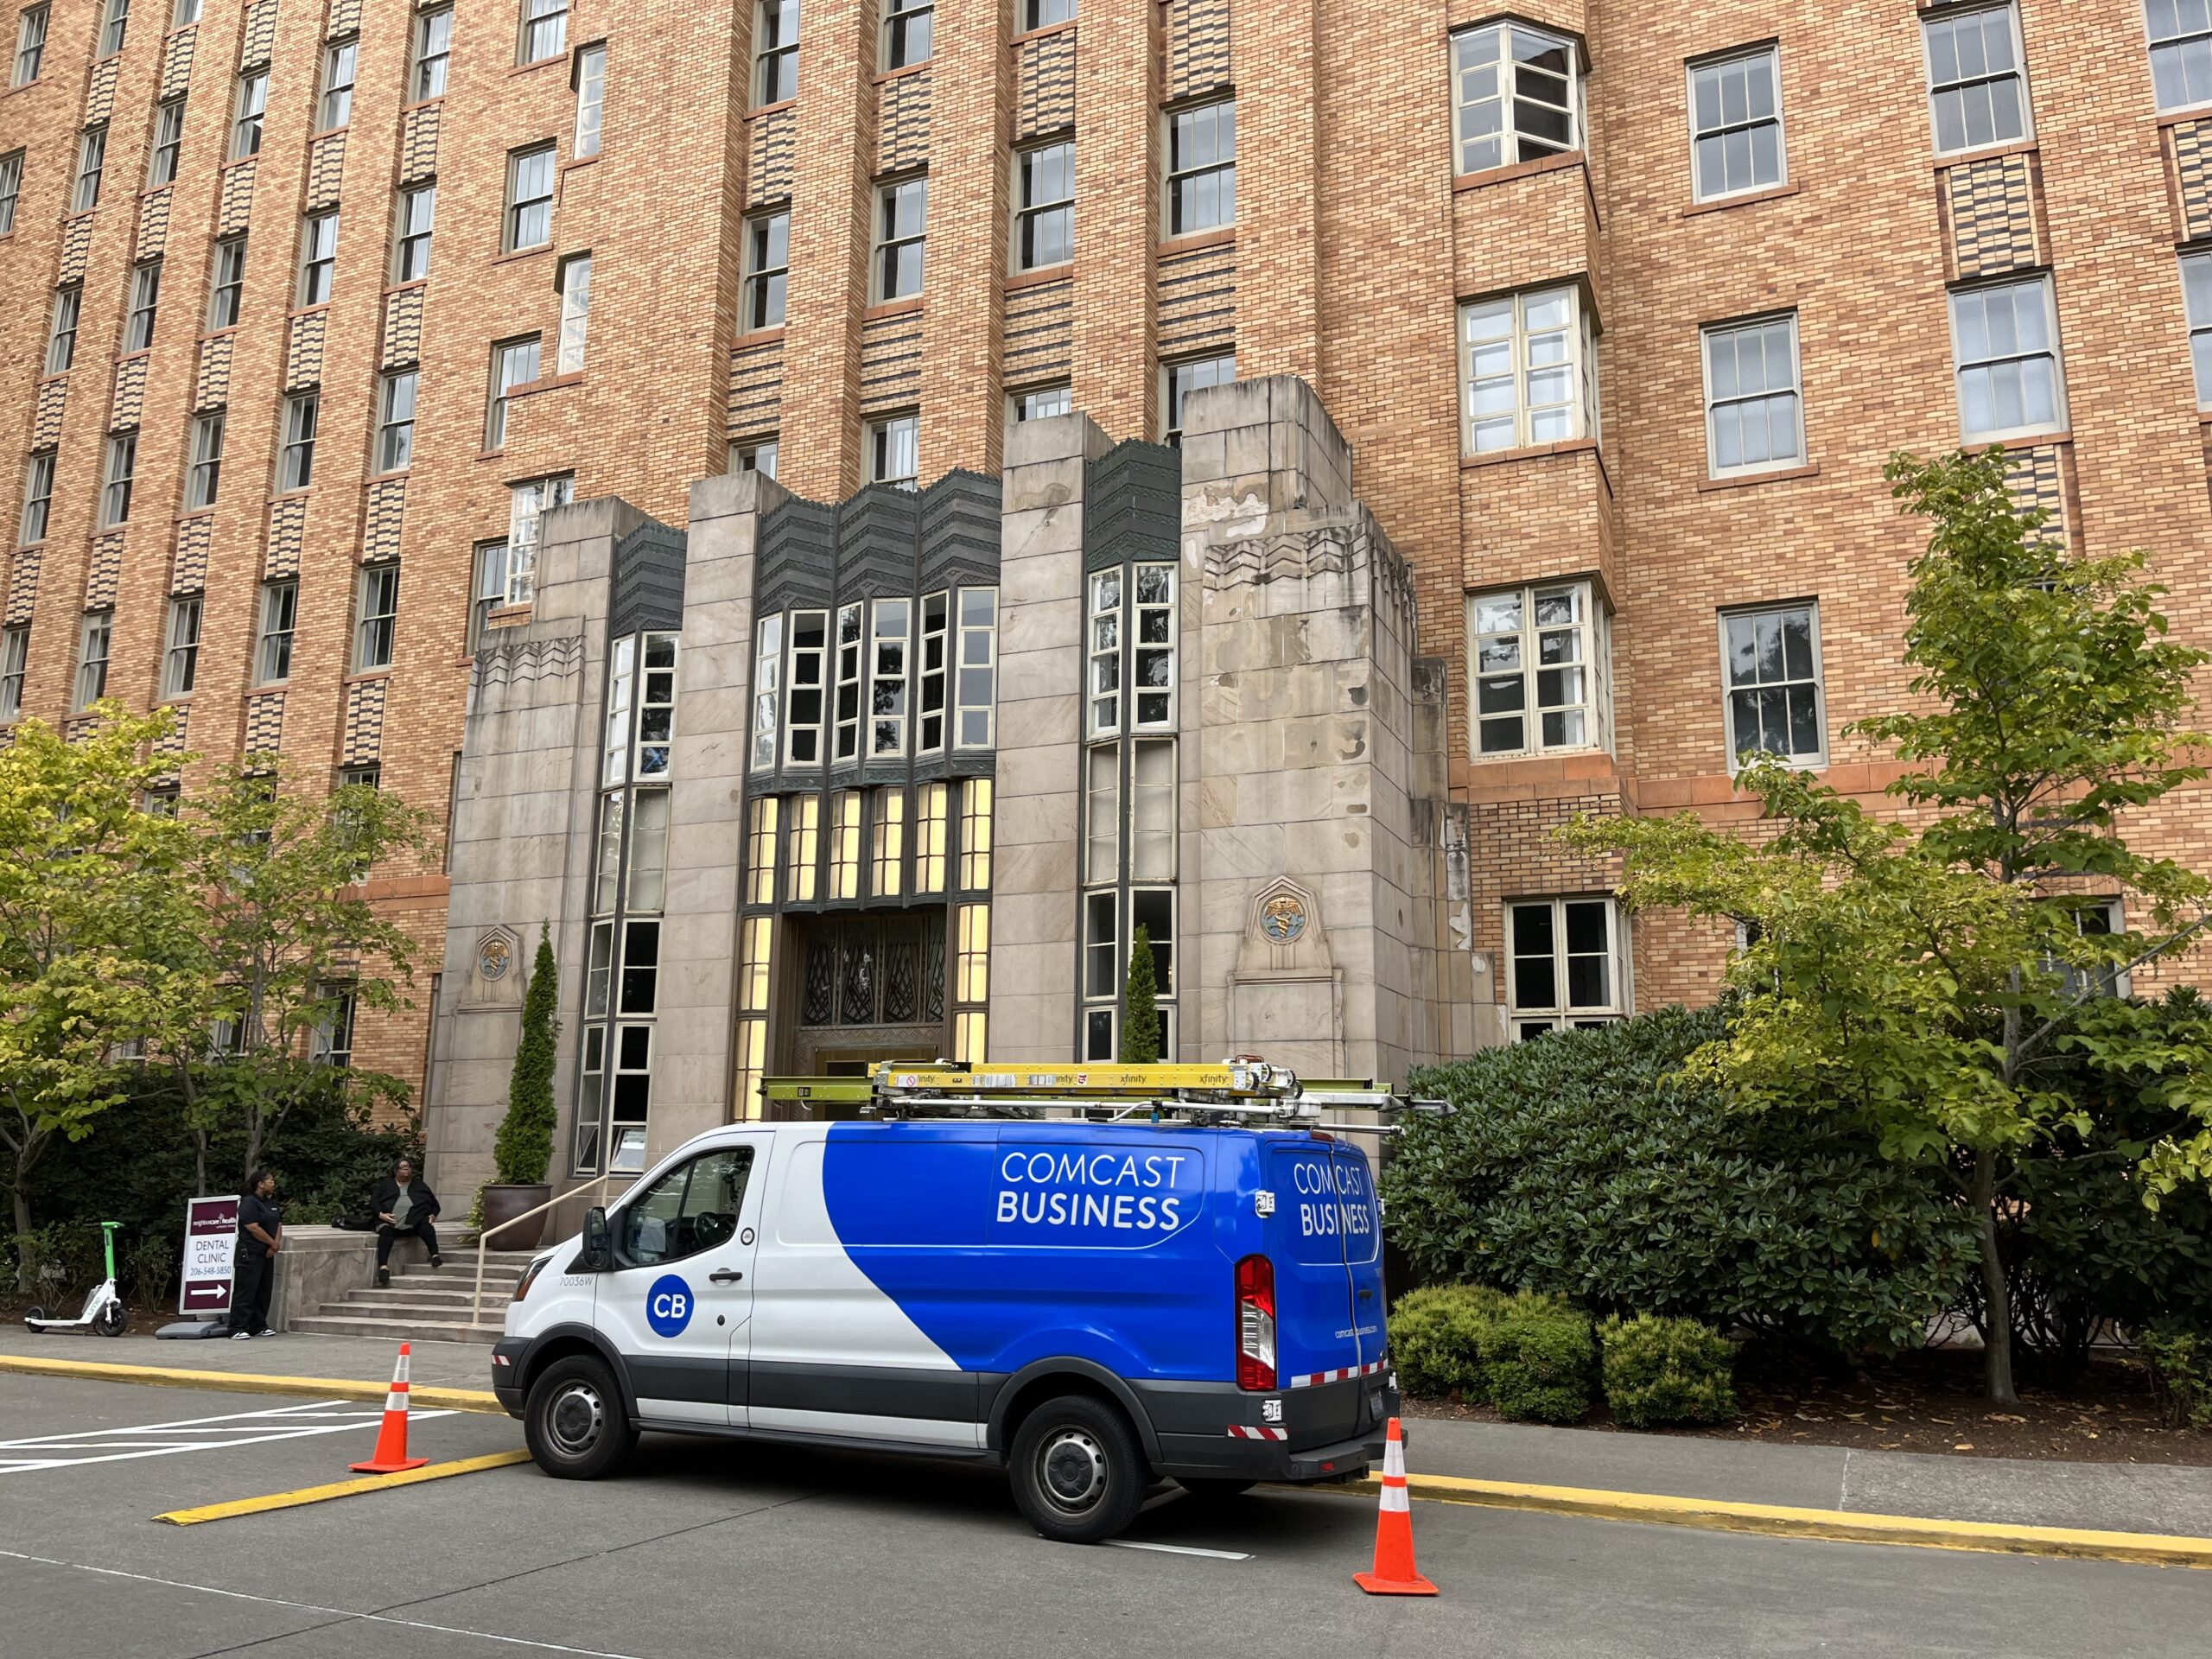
left=179, top=1195, right=238, bottom=1315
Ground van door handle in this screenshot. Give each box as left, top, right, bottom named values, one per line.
left=709, top=1269, right=745, bottom=1284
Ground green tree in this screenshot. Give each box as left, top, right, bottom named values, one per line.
left=1121, top=926, right=1162, bottom=1065
left=495, top=929, right=559, bottom=1185
left=0, top=707, right=203, bottom=1248
left=1563, top=448, right=2212, bottom=1404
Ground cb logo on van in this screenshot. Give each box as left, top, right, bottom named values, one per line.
left=645, top=1274, right=693, bottom=1338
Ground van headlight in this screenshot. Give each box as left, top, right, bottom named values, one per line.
left=512, top=1255, right=552, bottom=1302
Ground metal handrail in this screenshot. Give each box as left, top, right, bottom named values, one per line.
left=467, top=1173, right=617, bottom=1327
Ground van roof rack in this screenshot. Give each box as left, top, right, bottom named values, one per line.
left=824, top=1059, right=1446, bottom=1129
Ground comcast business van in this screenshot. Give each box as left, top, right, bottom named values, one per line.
left=493, top=1063, right=1406, bottom=1542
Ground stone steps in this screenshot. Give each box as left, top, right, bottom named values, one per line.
left=289, top=1311, right=505, bottom=1344
left=289, top=1249, right=544, bottom=1345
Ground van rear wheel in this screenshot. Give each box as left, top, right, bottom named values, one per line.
left=1009, top=1395, right=1147, bottom=1544
left=524, top=1355, right=637, bottom=1480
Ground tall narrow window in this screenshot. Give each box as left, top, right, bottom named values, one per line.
left=1701, top=313, right=1803, bottom=475
left=750, top=613, right=783, bottom=770
left=1087, top=569, right=1121, bottom=735
left=20, top=451, right=55, bottom=543
left=556, top=253, right=591, bottom=374
left=883, top=0, right=930, bottom=69
left=0, top=623, right=29, bottom=720
left=99, top=0, right=126, bottom=57
left=187, top=410, right=223, bottom=507
left=1129, top=738, right=1174, bottom=880
left=1924, top=3, right=2031, bottom=155
left=76, top=611, right=112, bottom=709
left=172, top=0, right=199, bottom=22
left=785, top=610, right=827, bottom=766
left=1084, top=746, right=1117, bottom=884
left=868, top=413, right=918, bottom=488
left=1015, top=139, right=1074, bottom=270
left=101, top=432, right=136, bottom=526
left=1458, top=286, right=1599, bottom=454
left=124, top=258, right=162, bottom=351
left=1131, top=563, right=1175, bottom=728
left=73, top=126, right=106, bottom=212
left=2183, top=249, right=2212, bottom=406
left=354, top=563, right=399, bottom=671
left=1467, top=582, right=1608, bottom=758
left=917, top=591, right=947, bottom=753
left=257, top=580, right=296, bottom=683
left=869, top=597, right=910, bottom=755
left=1162, top=353, right=1233, bottom=445
left=505, top=145, right=556, bottom=251
left=207, top=235, right=246, bottom=327
left=320, top=36, right=357, bottom=129
left=874, top=175, right=926, bottom=300
left=744, top=796, right=779, bottom=902
left=1084, top=888, right=1117, bottom=1000
left=1721, top=601, right=1825, bottom=769
left=1949, top=276, right=2065, bottom=441
left=2151, top=0, right=2212, bottom=111
left=44, top=285, right=79, bottom=374
left=1132, top=888, right=1174, bottom=999
left=1452, top=22, right=1580, bottom=175
left=734, top=917, right=770, bottom=1118
left=743, top=210, right=788, bottom=330
left=13, top=3, right=48, bottom=86
left=829, top=790, right=861, bottom=899
left=519, top=0, right=568, bottom=63
left=279, top=392, right=319, bottom=491
left=413, top=5, right=451, bottom=99
left=1688, top=46, right=1784, bottom=200
left=486, top=335, right=541, bottom=448
left=786, top=791, right=820, bottom=900
left=377, top=370, right=416, bottom=473
left=733, top=437, right=779, bottom=477
left=0, top=149, right=20, bottom=233
left=956, top=587, right=996, bottom=748
left=635, top=632, right=676, bottom=779
left=1026, top=0, right=1073, bottom=27
left=953, top=904, right=988, bottom=1062
left=505, top=474, right=571, bottom=604
left=147, top=97, right=184, bottom=188
left=915, top=781, right=947, bottom=892
left=1166, top=99, right=1235, bottom=234
left=297, top=209, right=339, bottom=306
left=754, top=0, right=798, bottom=105
left=232, top=69, right=267, bottom=161
left=394, top=182, right=435, bottom=281
left=627, top=790, right=670, bottom=910
left=162, top=594, right=200, bottom=697
left=469, top=543, right=509, bottom=651
left=1506, top=897, right=1624, bottom=1039
left=573, top=41, right=607, bottom=156
left=832, top=601, right=862, bottom=761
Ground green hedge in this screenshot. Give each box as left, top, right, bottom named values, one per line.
left=2142, top=1325, right=2212, bottom=1432
left=1387, top=1285, right=1595, bottom=1423
left=1601, top=1314, right=1738, bottom=1427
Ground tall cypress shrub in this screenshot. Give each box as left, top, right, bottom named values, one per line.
left=494, top=929, right=559, bottom=1185
left=1121, top=926, right=1161, bottom=1065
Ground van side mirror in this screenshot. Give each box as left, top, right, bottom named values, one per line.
left=581, top=1205, right=612, bottom=1272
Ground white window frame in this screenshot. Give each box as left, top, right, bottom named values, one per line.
left=868, top=412, right=918, bottom=488
left=750, top=612, right=784, bottom=771
left=869, top=597, right=910, bottom=757
left=413, top=5, right=452, bottom=100
left=1, top=621, right=30, bottom=720
left=147, top=96, right=183, bottom=188
left=469, top=542, right=510, bottom=652
left=76, top=609, right=112, bottom=709
left=556, top=251, right=592, bottom=375
left=73, top=124, right=105, bottom=213
left=487, top=335, right=542, bottom=450
left=1948, top=275, right=2068, bottom=443
left=743, top=209, right=788, bottom=332
left=2149, top=0, right=2212, bottom=114
left=1458, top=285, right=1599, bottom=456
left=1923, top=3, right=2033, bottom=157
left=1466, top=580, right=1610, bottom=759
left=1719, top=601, right=1827, bottom=771
left=1451, top=20, right=1583, bottom=176
left=378, top=370, right=417, bottom=474
left=783, top=608, right=828, bottom=766
left=45, top=284, right=79, bottom=375
left=1128, top=735, right=1175, bottom=882
left=101, top=431, right=135, bottom=526
left=278, top=391, right=318, bottom=493
left=0, top=149, right=21, bottom=234
left=124, top=257, right=161, bottom=353
left=2184, top=248, right=2212, bottom=408
left=1009, top=383, right=1071, bottom=423
left=832, top=601, right=863, bottom=762
left=1084, top=744, right=1118, bottom=885
left=297, top=208, right=339, bottom=307
left=954, top=586, right=997, bottom=749
left=754, top=0, right=798, bottom=107
left=354, top=562, right=399, bottom=671
left=99, top=0, right=125, bottom=59
left=573, top=41, right=607, bottom=156
left=1166, top=97, right=1235, bottom=236
left=2052, top=898, right=2133, bottom=1001
left=1014, top=138, right=1074, bottom=272
left=732, top=436, right=779, bottom=478
left=187, top=410, right=223, bottom=508
left=14, top=3, right=48, bottom=87
left=874, top=175, right=926, bottom=302
left=519, top=0, right=569, bottom=65
left=1700, top=312, right=1804, bottom=477
left=20, top=450, right=54, bottom=543
left=162, top=594, right=200, bottom=698
left=917, top=590, right=948, bottom=753
left=882, top=0, right=931, bottom=71
left=1686, top=44, right=1786, bottom=203
left=208, top=234, right=246, bottom=328
left=319, top=35, right=357, bottom=130
left=1026, top=0, right=1074, bottom=29
left=255, top=578, right=296, bottom=684
left=1504, top=896, right=1626, bottom=1039
left=505, top=144, right=556, bottom=252
left=232, top=69, right=267, bottom=161
left=1087, top=569, right=1122, bottom=737
left=1131, top=887, right=1176, bottom=1002
left=505, top=473, right=571, bottom=605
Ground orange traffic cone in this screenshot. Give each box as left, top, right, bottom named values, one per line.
left=1354, top=1417, right=1437, bottom=1596
left=350, top=1342, right=430, bottom=1473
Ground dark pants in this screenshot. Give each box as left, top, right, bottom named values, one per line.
left=228, top=1246, right=272, bottom=1334
left=377, top=1218, right=440, bottom=1267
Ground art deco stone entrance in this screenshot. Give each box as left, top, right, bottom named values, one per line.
left=785, top=912, right=949, bottom=1077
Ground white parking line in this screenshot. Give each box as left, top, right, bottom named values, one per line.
left=1103, top=1540, right=1253, bottom=1561
left=0, top=1400, right=455, bottom=1475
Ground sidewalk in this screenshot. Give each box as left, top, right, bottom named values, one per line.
left=0, top=1323, right=495, bottom=1393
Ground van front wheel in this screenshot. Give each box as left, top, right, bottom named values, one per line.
left=1008, top=1395, right=1147, bottom=1544
left=524, top=1355, right=638, bottom=1480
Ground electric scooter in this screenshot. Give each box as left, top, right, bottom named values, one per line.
left=23, top=1219, right=130, bottom=1337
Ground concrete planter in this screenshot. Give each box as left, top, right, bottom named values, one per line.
left=480, top=1184, right=550, bottom=1251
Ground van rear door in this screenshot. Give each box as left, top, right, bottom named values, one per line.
left=1267, top=1141, right=1363, bottom=1436
left=1331, top=1143, right=1384, bottom=1373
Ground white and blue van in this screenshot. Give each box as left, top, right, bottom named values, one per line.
left=493, top=1066, right=1404, bottom=1542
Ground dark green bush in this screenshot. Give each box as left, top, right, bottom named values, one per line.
left=1482, top=1301, right=1596, bottom=1424
left=2141, top=1325, right=2212, bottom=1432
left=1601, top=1314, right=1738, bottom=1427
left=1389, top=1284, right=1518, bottom=1399
left=1388, top=1005, right=1977, bottom=1355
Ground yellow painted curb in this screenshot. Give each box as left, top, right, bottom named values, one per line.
left=0, top=1353, right=506, bottom=1415
left=1306, top=1471, right=2212, bottom=1570
left=155, top=1449, right=534, bottom=1525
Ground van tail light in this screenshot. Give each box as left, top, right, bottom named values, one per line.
left=1235, top=1254, right=1277, bottom=1391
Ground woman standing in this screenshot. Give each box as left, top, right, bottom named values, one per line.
left=228, top=1168, right=283, bottom=1339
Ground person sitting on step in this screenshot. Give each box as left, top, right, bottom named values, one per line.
left=372, top=1157, right=443, bottom=1287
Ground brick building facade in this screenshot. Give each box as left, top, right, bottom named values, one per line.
left=4, top=0, right=2209, bottom=1116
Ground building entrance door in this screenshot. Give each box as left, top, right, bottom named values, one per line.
left=781, top=912, right=950, bottom=1088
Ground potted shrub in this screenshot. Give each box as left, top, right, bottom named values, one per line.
left=483, top=928, right=559, bottom=1250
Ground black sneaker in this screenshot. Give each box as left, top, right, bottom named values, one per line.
left=429, top=1254, right=443, bottom=1268
left=376, top=1266, right=391, bottom=1287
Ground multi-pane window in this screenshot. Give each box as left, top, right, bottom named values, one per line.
left=311, top=988, right=355, bottom=1067
left=505, top=474, right=572, bottom=604
left=124, top=258, right=162, bottom=351
left=413, top=5, right=451, bottom=99
left=187, top=410, right=223, bottom=507
left=505, top=145, right=556, bottom=251
left=354, top=563, right=399, bottom=671
left=1016, top=140, right=1074, bottom=270
left=257, top=579, right=296, bottom=683
left=99, top=0, right=126, bottom=58
left=378, top=370, right=416, bottom=473
left=2150, top=2, right=2212, bottom=111
left=1084, top=887, right=1117, bottom=1001
left=278, top=391, right=319, bottom=490
left=469, top=543, right=509, bottom=650
left=320, top=36, right=356, bottom=129
left=959, top=778, right=993, bottom=887
left=486, top=335, right=541, bottom=448
left=1167, top=99, right=1235, bottom=234
left=73, top=126, right=106, bottom=213
left=1506, top=898, right=1624, bottom=1039
left=1084, top=746, right=1117, bottom=885
left=733, top=437, right=779, bottom=477
left=1451, top=22, right=1580, bottom=175
left=2051, top=899, right=2132, bottom=1001
left=1129, top=565, right=1175, bottom=728
left=743, top=210, right=788, bottom=330
left=1468, top=582, right=1607, bottom=757
left=1129, top=738, right=1173, bottom=880
left=749, top=613, right=783, bottom=769
left=20, top=452, right=55, bottom=543
left=207, top=235, right=246, bottom=327
left=520, top=0, right=568, bottom=63
left=232, top=70, right=268, bottom=160
left=1923, top=3, right=2031, bottom=155
left=1163, top=353, right=1233, bottom=445
left=883, top=0, right=930, bottom=69
left=162, top=595, right=200, bottom=697
left=872, top=789, right=905, bottom=897
left=1088, top=569, right=1122, bottom=735
left=1688, top=47, right=1784, bottom=200
left=908, top=592, right=950, bottom=753
left=1458, top=287, right=1599, bottom=454
left=101, top=432, right=136, bottom=526
left=0, top=623, right=29, bottom=720
left=1010, top=384, right=1071, bottom=423
left=1701, top=314, right=1803, bottom=475
left=1721, top=601, right=1825, bottom=767
left=953, top=906, right=988, bottom=1062
left=785, top=791, right=821, bottom=899
left=297, top=209, right=339, bottom=305
left=784, top=613, right=827, bottom=766
left=394, top=183, right=435, bottom=281
left=869, top=413, right=918, bottom=488
left=755, top=0, right=798, bottom=105
left=1949, top=276, right=2065, bottom=441
left=574, top=42, right=607, bottom=156
left=0, top=149, right=20, bottom=233
left=76, top=611, right=112, bottom=709
left=173, top=0, right=199, bottom=22
left=45, top=286, right=79, bottom=374
left=148, top=98, right=184, bottom=188
left=829, top=790, right=861, bottom=899
left=1026, top=0, right=1073, bottom=26
left=13, top=3, right=48, bottom=86
left=2183, top=251, right=2212, bottom=404
left=874, top=175, right=926, bottom=300
left=556, top=253, right=591, bottom=374
left=1132, top=888, right=1174, bottom=1001
left=915, top=779, right=947, bottom=891
left=744, top=796, right=779, bottom=900
left=832, top=601, right=863, bottom=760
left=956, top=588, right=997, bottom=748
left=870, top=597, right=910, bottom=755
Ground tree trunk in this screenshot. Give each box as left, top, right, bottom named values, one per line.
left=1972, top=1146, right=2019, bottom=1406
left=10, top=1162, right=29, bottom=1292
left=193, top=1127, right=207, bottom=1198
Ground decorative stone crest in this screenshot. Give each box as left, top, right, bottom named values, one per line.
left=477, top=931, right=514, bottom=982
left=1258, top=890, right=1308, bottom=945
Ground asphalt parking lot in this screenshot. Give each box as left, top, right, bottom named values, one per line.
left=3, top=1372, right=2208, bottom=1659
